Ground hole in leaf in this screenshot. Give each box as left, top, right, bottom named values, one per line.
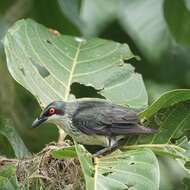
left=170, top=134, right=185, bottom=144
left=90, top=170, right=95, bottom=178
left=124, top=184, right=135, bottom=190
left=102, top=171, right=113, bottom=176
left=19, top=67, right=25, bottom=76
left=170, top=138, right=176, bottom=144
left=31, top=60, right=50, bottom=78
left=70, top=82, right=105, bottom=99
left=129, top=162, right=135, bottom=165
left=46, top=39, right=53, bottom=45
left=124, top=57, right=138, bottom=64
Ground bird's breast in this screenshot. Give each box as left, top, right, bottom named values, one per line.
left=52, top=117, right=110, bottom=146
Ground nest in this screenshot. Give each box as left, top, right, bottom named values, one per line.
left=16, top=142, right=85, bottom=190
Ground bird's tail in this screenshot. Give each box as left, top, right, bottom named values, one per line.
left=109, top=124, right=158, bottom=135
left=132, top=124, right=158, bottom=134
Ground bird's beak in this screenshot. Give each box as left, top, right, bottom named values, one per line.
left=32, top=117, right=47, bottom=128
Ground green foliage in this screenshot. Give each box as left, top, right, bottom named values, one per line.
left=3, top=19, right=152, bottom=189
left=1, top=0, right=190, bottom=189
left=128, top=90, right=190, bottom=169
left=138, top=89, right=190, bottom=145
left=3, top=18, right=190, bottom=189
left=139, top=89, right=190, bottom=119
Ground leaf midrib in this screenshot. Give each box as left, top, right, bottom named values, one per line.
left=64, top=41, right=82, bottom=100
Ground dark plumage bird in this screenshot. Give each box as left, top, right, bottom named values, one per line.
left=32, top=98, right=157, bottom=156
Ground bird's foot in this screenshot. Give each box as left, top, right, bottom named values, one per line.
left=92, top=142, right=119, bottom=158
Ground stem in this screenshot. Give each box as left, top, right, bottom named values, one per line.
left=151, top=148, right=188, bottom=161
left=122, top=144, right=185, bottom=152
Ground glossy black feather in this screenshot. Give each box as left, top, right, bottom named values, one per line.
left=72, top=100, right=156, bottom=136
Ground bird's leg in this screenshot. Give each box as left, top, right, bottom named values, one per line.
left=58, top=128, right=67, bottom=145
left=93, top=137, right=120, bottom=157
left=92, top=138, right=128, bottom=157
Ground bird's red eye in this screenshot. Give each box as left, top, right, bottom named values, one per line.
left=48, top=108, right=56, bottom=115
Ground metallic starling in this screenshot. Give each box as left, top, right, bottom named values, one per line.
left=32, top=98, right=157, bottom=156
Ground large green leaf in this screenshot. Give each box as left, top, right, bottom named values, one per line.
left=3, top=19, right=147, bottom=108
left=75, top=145, right=160, bottom=190
left=0, top=118, right=31, bottom=159
left=164, top=0, right=190, bottom=48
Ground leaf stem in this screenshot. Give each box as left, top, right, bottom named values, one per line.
left=122, top=144, right=185, bottom=152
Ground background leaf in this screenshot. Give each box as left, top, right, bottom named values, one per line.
left=164, top=0, right=190, bottom=48
left=80, top=0, right=118, bottom=36
left=57, top=0, right=85, bottom=33
left=118, top=0, right=171, bottom=63
left=0, top=118, right=31, bottom=159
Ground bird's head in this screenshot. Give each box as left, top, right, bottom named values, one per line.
left=32, top=101, right=66, bottom=128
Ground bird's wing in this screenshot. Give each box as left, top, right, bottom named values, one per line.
left=72, top=101, right=155, bottom=136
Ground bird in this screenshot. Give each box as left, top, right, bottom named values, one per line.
left=32, top=98, right=157, bottom=156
